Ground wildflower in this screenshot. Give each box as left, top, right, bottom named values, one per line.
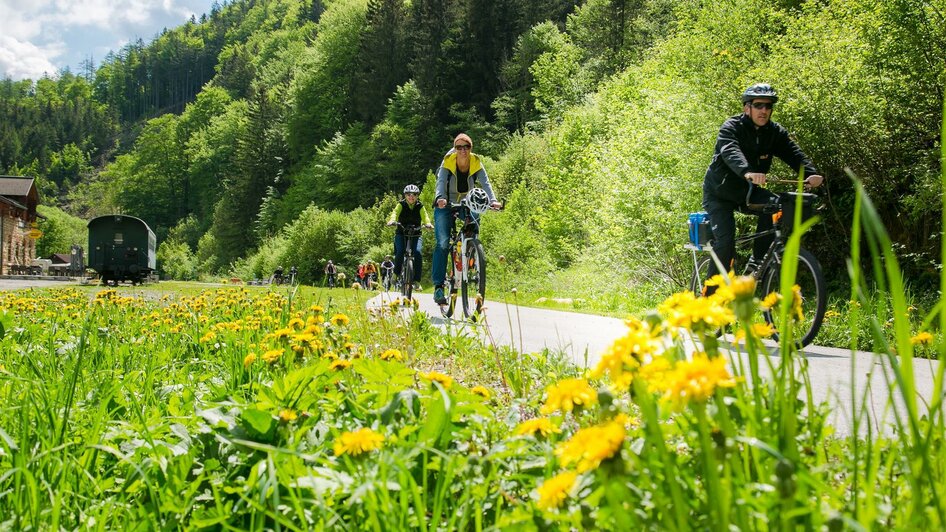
left=331, top=313, right=350, bottom=327
left=554, top=418, right=626, bottom=472
left=824, top=309, right=841, bottom=320
left=310, top=304, right=324, bottom=313
left=271, top=328, right=293, bottom=340
left=636, top=355, right=673, bottom=393
left=514, top=417, right=561, bottom=438
left=536, top=471, right=578, bottom=511
left=791, top=284, right=804, bottom=322
left=471, top=386, right=491, bottom=399
left=760, top=292, right=780, bottom=311
left=660, top=290, right=734, bottom=331
left=418, top=370, right=454, bottom=389
left=379, top=348, right=403, bottom=362
left=657, top=352, right=737, bottom=409
left=330, top=359, right=352, bottom=371
left=911, top=331, right=933, bottom=346
left=591, top=317, right=660, bottom=389
left=262, top=348, right=284, bottom=364
left=279, top=409, right=297, bottom=422
left=198, top=331, right=216, bottom=343
left=334, top=428, right=384, bottom=456
left=540, top=378, right=598, bottom=415
left=243, top=353, right=257, bottom=368
left=287, top=317, right=305, bottom=330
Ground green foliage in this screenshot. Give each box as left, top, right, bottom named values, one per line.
left=156, top=240, right=199, bottom=281
left=35, top=206, right=88, bottom=258
left=286, top=0, right=367, bottom=161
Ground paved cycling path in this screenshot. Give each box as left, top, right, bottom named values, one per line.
left=368, top=290, right=941, bottom=437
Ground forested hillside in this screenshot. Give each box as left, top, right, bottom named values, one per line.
left=1, top=0, right=943, bottom=300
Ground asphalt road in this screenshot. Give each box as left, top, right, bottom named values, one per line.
left=369, top=290, right=942, bottom=437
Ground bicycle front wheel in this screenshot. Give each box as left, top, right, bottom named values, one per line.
left=441, top=248, right=457, bottom=318
left=401, top=260, right=413, bottom=300
left=461, top=239, right=487, bottom=318
left=760, top=247, right=827, bottom=349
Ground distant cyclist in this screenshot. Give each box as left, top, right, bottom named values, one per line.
left=380, top=255, right=396, bottom=289
left=431, top=134, right=502, bottom=304
left=702, top=83, right=824, bottom=287
left=324, top=260, right=337, bottom=287
left=386, top=184, right=432, bottom=290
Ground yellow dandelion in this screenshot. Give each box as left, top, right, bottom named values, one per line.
left=514, top=417, right=561, bottom=438
left=540, top=378, right=598, bottom=415
left=752, top=322, right=775, bottom=338
left=656, top=352, right=737, bottom=409
left=471, top=386, right=491, bottom=400
left=791, top=284, right=804, bottom=322
left=243, top=353, right=257, bottom=368
left=379, top=348, right=403, bottom=362
left=330, top=359, right=352, bottom=370
left=262, top=348, right=284, bottom=364
left=334, top=428, right=384, bottom=456
left=536, top=471, right=578, bottom=511
left=279, top=409, right=297, bottom=422
left=554, top=418, right=626, bottom=472
left=591, top=317, right=659, bottom=389
left=760, top=292, right=781, bottom=311
left=287, top=317, right=305, bottom=330
left=911, top=331, right=933, bottom=345
left=418, top=370, right=454, bottom=389
left=330, top=313, right=350, bottom=326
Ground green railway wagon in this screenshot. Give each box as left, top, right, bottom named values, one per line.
left=87, top=214, right=156, bottom=285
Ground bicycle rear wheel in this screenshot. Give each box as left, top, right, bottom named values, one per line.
left=400, top=259, right=413, bottom=300
left=461, top=239, right=486, bottom=318
left=760, top=247, right=827, bottom=349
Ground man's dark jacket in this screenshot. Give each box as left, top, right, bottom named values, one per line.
left=703, top=114, right=818, bottom=204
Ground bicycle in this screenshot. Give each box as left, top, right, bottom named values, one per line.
left=394, top=224, right=422, bottom=300
left=440, top=188, right=495, bottom=319
left=687, top=180, right=827, bottom=348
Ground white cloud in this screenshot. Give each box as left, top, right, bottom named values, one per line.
left=0, top=35, right=61, bottom=80
left=0, top=0, right=212, bottom=80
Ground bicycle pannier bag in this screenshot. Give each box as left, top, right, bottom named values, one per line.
left=687, top=212, right=713, bottom=247
left=778, top=193, right=817, bottom=233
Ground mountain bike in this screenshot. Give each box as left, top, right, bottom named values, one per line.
left=395, top=224, right=422, bottom=300
left=440, top=189, right=494, bottom=319
left=381, top=264, right=395, bottom=292
left=687, top=181, right=827, bottom=348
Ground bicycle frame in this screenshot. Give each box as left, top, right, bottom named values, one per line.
left=447, top=205, right=480, bottom=287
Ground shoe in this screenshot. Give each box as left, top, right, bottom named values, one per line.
left=414, top=283, right=422, bottom=291
left=434, top=286, right=446, bottom=305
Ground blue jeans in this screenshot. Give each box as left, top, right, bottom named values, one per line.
left=394, top=233, right=423, bottom=282
left=431, top=206, right=479, bottom=287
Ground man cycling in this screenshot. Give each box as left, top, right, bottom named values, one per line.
left=386, top=184, right=433, bottom=291
left=432, top=133, right=502, bottom=305
left=380, top=255, right=396, bottom=289
left=702, top=83, right=825, bottom=287
left=324, top=260, right=337, bottom=287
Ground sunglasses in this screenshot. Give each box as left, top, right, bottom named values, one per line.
left=454, top=144, right=471, bottom=150
left=750, top=102, right=774, bottom=110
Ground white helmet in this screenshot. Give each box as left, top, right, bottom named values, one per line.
left=403, top=184, right=420, bottom=195
left=464, top=188, right=491, bottom=214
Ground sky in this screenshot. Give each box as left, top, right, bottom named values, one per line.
left=0, top=0, right=219, bottom=81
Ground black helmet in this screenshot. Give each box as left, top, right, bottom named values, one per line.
left=403, top=184, right=420, bottom=195
left=741, top=83, right=779, bottom=104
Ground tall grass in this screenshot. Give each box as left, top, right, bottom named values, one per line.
left=0, top=112, right=944, bottom=527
